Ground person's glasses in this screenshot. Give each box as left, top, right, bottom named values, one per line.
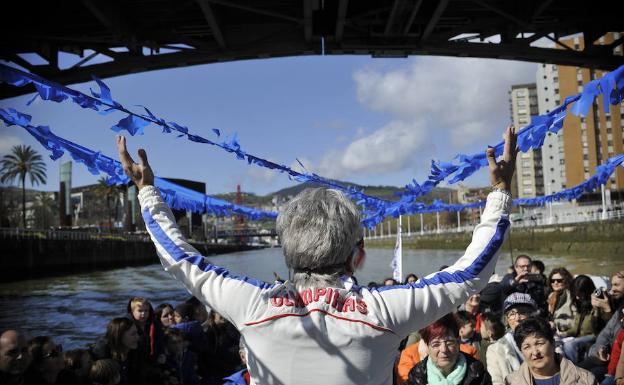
left=507, top=310, right=531, bottom=319
left=42, top=344, right=63, bottom=359
left=355, top=238, right=364, bottom=248
left=551, top=278, right=564, bottom=284
left=429, top=339, right=458, bottom=350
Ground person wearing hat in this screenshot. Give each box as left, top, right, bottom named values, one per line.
left=487, top=293, right=537, bottom=385
left=116, top=125, right=518, bottom=385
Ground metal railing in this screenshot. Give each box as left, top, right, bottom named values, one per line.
left=365, top=208, right=624, bottom=240
left=0, top=227, right=151, bottom=242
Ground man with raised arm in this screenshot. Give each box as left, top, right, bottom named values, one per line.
left=117, top=125, right=517, bottom=385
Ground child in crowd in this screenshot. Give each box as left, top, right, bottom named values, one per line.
left=185, top=297, right=210, bottom=329
left=89, top=359, right=120, bottom=385
left=454, top=310, right=480, bottom=359
left=171, top=303, right=206, bottom=353
left=126, top=297, right=162, bottom=362
left=63, top=348, right=93, bottom=385
left=162, top=328, right=199, bottom=385
left=477, top=311, right=505, bottom=370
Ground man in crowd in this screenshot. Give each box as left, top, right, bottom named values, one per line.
left=0, top=330, right=30, bottom=385
left=118, top=122, right=517, bottom=385
left=500, top=255, right=547, bottom=314
left=505, top=317, right=595, bottom=385
left=579, top=271, right=624, bottom=381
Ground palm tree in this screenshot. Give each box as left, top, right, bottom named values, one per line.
left=0, top=145, right=47, bottom=228
left=94, top=177, right=123, bottom=229
left=34, top=191, right=57, bottom=228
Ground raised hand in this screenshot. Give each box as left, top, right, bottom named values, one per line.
left=487, top=125, right=518, bottom=192
left=116, top=135, right=154, bottom=190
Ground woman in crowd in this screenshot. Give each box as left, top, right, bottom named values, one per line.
left=405, top=274, right=419, bottom=284
left=487, top=293, right=537, bottom=385
left=154, top=303, right=176, bottom=329
left=505, top=317, right=595, bottom=385
left=561, top=275, right=597, bottom=363
left=547, top=268, right=574, bottom=333
left=63, top=348, right=92, bottom=385
left=91, top=317, right=144, bottom=385
left=23, top=336, right=71, bottom=385
left=406, top=314, right=491, bottom=385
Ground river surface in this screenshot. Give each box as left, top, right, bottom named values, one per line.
left=0, top=247, right=621, bottom=350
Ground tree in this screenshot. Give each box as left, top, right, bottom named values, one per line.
left=0, top=145, right=47, bottom=228
left=94, top=177, right=123, bottom=229
left=34, top=191, right=57, bottom=228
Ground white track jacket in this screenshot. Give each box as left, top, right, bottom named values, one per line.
left=138, top=186, right=511, bottom=385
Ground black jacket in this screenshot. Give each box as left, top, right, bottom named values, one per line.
left=407, top=353, right=492, bottom=385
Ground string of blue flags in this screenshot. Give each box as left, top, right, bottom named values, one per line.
left=1, top=107, right=622, bottom=228
left=1, top=63, right=622, bottom=211
left=1, top=63, right=623, bottom=227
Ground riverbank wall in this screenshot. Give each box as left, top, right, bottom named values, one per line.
left=366, top=219, right=624, bottom=258
left=0, top=236, right=260, bottom=282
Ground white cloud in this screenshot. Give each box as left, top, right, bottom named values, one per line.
left=247, top=166, right=278, bottom=185
left=353, top=56, right=537, bottom=148
left=316, top=119, right=427, bottom=178
left=0, top=134, right=23, bottom=155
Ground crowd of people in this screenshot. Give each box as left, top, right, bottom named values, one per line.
left=377, top=256, right=624, bottom=385
left=2, top=257, right=623, bottom=385
left=0, top=296, right=245, bottom=385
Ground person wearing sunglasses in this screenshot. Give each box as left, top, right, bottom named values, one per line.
left=547, top=268, right=574, bottom=334
left=23, top=336, right=69, bottom=385
left=487, top=293, right=537, bottom=385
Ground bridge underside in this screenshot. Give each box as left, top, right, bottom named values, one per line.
left=1, top=0, right=622, bottom=99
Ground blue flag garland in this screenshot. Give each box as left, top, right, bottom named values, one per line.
left=0, top=108, right=277, bottom=220
left=1, top=63, right=623, bottom=210
left=1, top=63, right=624, bottom=228
left=1, top=107, right=623, bottom=227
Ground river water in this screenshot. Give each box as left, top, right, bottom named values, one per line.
left=0, top=247, right=621, bottom=350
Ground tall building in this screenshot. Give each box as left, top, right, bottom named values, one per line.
left=536, top=64, right=566, bottom=195
left=541, top=33, right=624, bottom=194
left=510, top=84, right=543, bottom=198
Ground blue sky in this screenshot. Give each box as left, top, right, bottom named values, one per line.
left=0, top=54, right=537, bottom=195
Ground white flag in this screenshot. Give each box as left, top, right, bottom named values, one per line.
left=390, top=216, right=402, bottom=282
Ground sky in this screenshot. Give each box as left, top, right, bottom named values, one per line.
left=0, top=53, right=538, bottom=195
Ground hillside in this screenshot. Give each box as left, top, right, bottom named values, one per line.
left=214, top=180, right=460, bottom=207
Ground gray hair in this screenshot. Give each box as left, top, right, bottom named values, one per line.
left=277, top=188, right=362, bottom=287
